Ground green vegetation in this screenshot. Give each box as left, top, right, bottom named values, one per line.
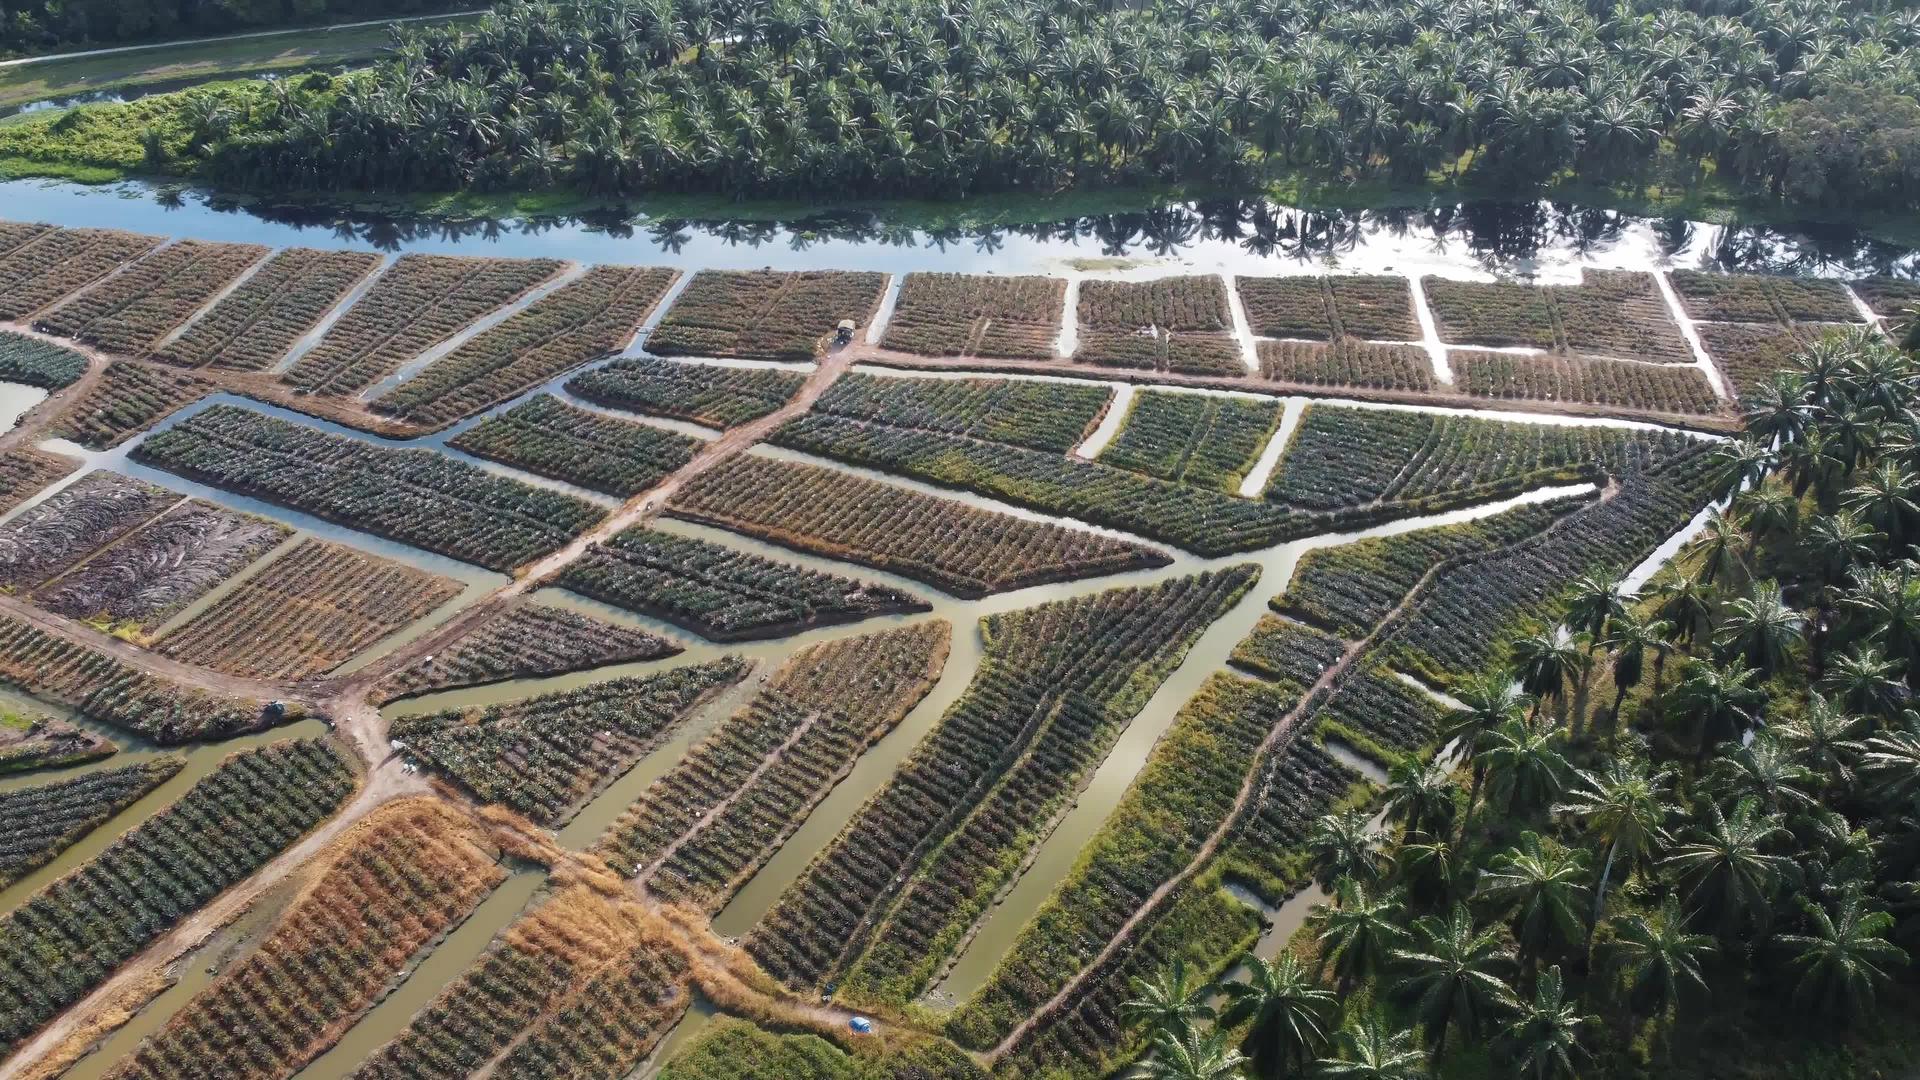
left=1, top=0, right=1912, bottom=218
left=1120, top=327, right=1920, bottom=1079
left=0, top=758, right=180, bottom=887
left=661, top=1019, right=985, bottom=1080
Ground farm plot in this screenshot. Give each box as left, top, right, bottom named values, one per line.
left=1388, top=443, right=1719, bottom=685
left=1421, top=277, right=1556, bottom=349
left=0, top=710, right=114, bottom=774
left=1278, top=496, right=1580, bottom=638
left=0, top=330, right=87, bottom=389
left=647, top=269, right=889, bottom=361
left=373, top=265, right=678, bottom=426
left=0, top=448, right=75, bottom=516
left=1097, top=390, right=1282, bottom=492
left=945, top=671, right=1286, bottom=1050
left=602, top=622, right=949, bottom=911
left=1853, top=276, right=1920, bottom=318
left=51, top=360, right=214, bottom=448
left=667, top=454, right=1169, bottom=598
left=1073, top=276, right=1243, bottom=375
left=811, top=371, right=1111, bottom=453
left=347, top=885, right=690, bottom=1080
left=35, top=500, right=288, bottom=634
left=446, top=393, right=699, bottom=498
left=0, top=227, right=163, bottom=320
left=1671, top=269, right=1862, bottom=324
left=1425, top=271, right=1692, bottom=362
left=773, top=412, right=1344, bottom=557
left=370, top=599, right=681, bottom=705
left=1315, top=666, right=1444, bottom=765
left=0, top=612, right=293, bottom=741
left=1693, top=320, right=1844, bottom=398
left=105, top=798, right=505, bottom=1080
left=159, top=539, right=460, bottom=680
left=1237, top=275, right=1416, bottom=340
left=1263, top=404, right=1688, bottom=511
left=282, top=254, right=565, bottom=396
left=0, top=470, right=179, bottom=590
left=132, top=405, right=605, bottom=571
left=0, top=758, right=181, bottom=887
left=0, top=222, right=52, bottom=258
left=558, top=526, right=926, bottom=641
left=392, top=658, right=749, bottom=823
left=568, top=357, right=806, bottom=429
left=153, top=248, right=382, bottom=371
left=998, top=729, right=1365, bottom=1079
left=36, top=239, right=267, bottom=356
left=1228, top=615, right=1344, bottom=686
left=881, top=273, right=1065, bottom=359
left=1258, top=338, right=1434, bottom=393
left=1221, top=732, right=1370, bottom=905
left=1451, top=349, right=1721, bottom=414
left=747, top=568, right=1256, bottom=995
left=0, top=739, right=354, bottom=1059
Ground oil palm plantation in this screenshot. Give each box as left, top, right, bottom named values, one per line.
left=1217, top=953, right=1335, bottom=1077
left=1391, top=905, right=1517, bottom=1060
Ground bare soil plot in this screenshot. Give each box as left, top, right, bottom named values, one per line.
left=647, top=269, right=889, bottom=361
left=1073, top=275, right=1243, bottom=375
left=34, top=499, right=289, bottom=634
left=153, top=247, right=383, bottom=371
left=370, top=598, right=682, bottom=704
left=0, top=470, right=178, bottom=590
left=158, top=538, right=461, bottom=680
left=374, top=264, right=679, bottom=426
left=51, top=360, right=215, bottom=448
left=0, top=227, right=163, bottom=320
left=36, top=239, right=268, bottom=355
left=282, top=253, right=565, bottom=396
left=882, top=273, right=1065, bottom=359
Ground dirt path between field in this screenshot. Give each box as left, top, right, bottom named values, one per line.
left=332, top=347, right=859, bottom=697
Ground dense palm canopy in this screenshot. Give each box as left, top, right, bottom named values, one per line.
left=26, top=0, right=1920, bottom=209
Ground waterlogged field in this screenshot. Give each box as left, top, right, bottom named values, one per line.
left=0, top=202, right=1896, bottom=1080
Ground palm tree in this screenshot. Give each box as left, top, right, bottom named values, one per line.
left=1442, top=671, right=1528, bottom=838
left=1661, top=798, right=1790, bottom=941
left=1564, top=574, right=1625, bottom=644
left=1311, top=1017, right=1428, bottom=1079
left=1392, top=905, right=1517, bottom=1060
left=1218, top=953, right=1335, bottom=1077
left=1708, top=736, right=1817, bottom=816
left=1820, top=645, right=1909, bottom=725
left=1307, top=810, right=1384, bottom=888
left=1651, top=577, right=1714, bottom=650
left=1494, top=966, right=1593, bottom=1080
left=1779, top=894, right=1910, bottom=1020
left=1313, top=879, right=1411, bottom=993
left=1397, top=836, right=1467, bottom=910
left=1687, top=510, right=1750, bottom=587
left=1861, top=722, right=1920, bottom=807
left=1555, top=758, right=1672, bottom=944
left=1130, top=1026, right=1251, bottom=1080
left=1479, top=717, right=1572, bottom=819
left=1598, top=610, right=1663, bottom=735
left=1713, top=580, right=1805, bottom=676
left=1509, top=631, right=1579, bottom=721
left=1842, top=461, right=1920, bottom=546
left=1122, top=957, right=1216, bottom=1039
left=1771, top=693, right=1865, bottom=794
left=1607, top=900, right=1717, bottom=1021
left=1666, top=658, right=1765, bottom=760
left=1475, top=832, right=1590, bottom=976
left=1382, top=755, right=1456, bottom=840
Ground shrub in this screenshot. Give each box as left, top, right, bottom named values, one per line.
left=883, top=273, right=1065, bottom=359
left=371, top=599, right=682, bottom=704
left=569, top=356, right=806, bottom=429
left=0, top=759, right=181, bottom=888
left=1258, top=338, right=1434, bottom=392
left=0, top=330, right=87, bottom=388
left=447, top=393, right=699, bottom=497
left=36, top=239, right=267, bottom=355
left=52, top=360, right=213, bottom=448
left=1097, top=389, right=1282, bottom=492
left=0, top=227, right=162, bottom=320
left=647, top=269, right=889, bottom=361
left=153, top=247, right=382, bottom=371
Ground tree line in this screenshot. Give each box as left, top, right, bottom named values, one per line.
left=0, top=0, right=461, bottom=58
left=55, top=0, right=1920, bottom=211
left=1126, top=319, right=1920, bottom=1077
